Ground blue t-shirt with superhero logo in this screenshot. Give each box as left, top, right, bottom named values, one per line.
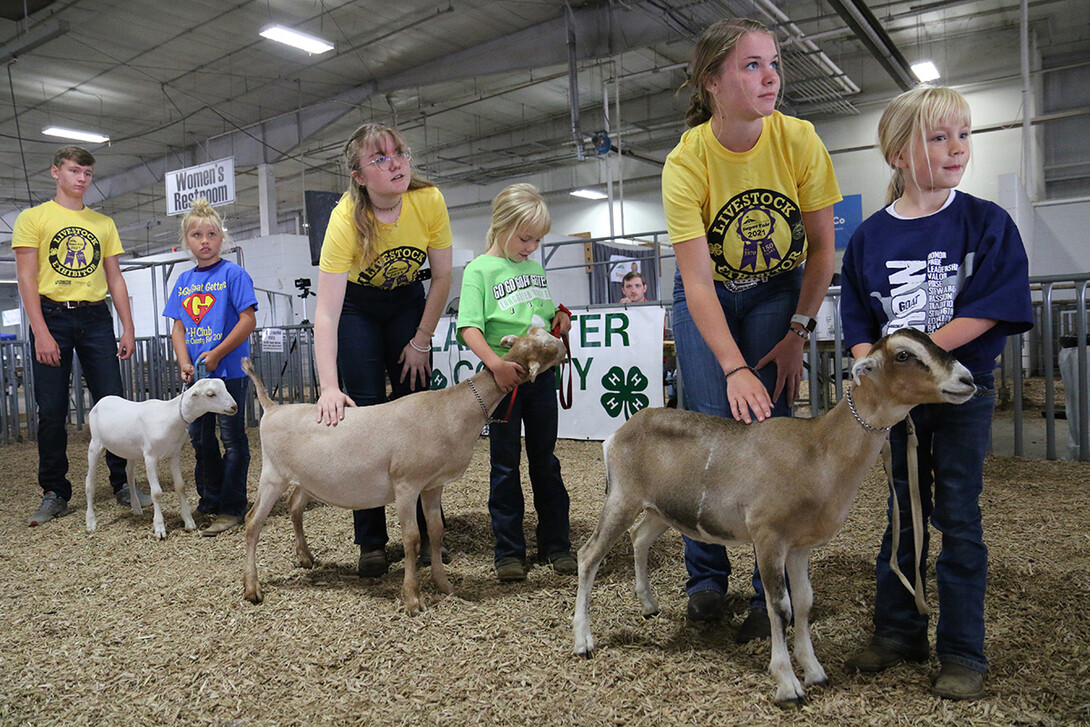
left=163, top=259, right=258, bottom=379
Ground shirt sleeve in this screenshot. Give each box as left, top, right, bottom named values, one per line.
left=838, top=226, right=881, bottom=351
left=952, top=205, right=1033, bottom=337
left=162, top=277, right=185, bottom=320
left=427, top=188, right=453, bottom=250
left=11, top=209, right=40, bottom=249
left=455, top=260, right=487, bottom=346
left=318, top=197, right=357, bottom=274
left=662, top=152, right=711, bottom=245
left=793, top=122, right=843, bottom=213
left=229, top=265, right=259, bottom=313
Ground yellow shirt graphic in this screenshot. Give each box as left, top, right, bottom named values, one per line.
left=11, top=200, right=125, bottom=301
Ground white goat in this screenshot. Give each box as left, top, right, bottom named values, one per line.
left=571, top=328, right=976, bottom=705
left=241, top=327, right=567, bottom=614
left=85, top=378, right=239, bottom=539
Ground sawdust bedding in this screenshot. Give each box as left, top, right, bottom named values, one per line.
left=1, top=430, right=1087, bottom=726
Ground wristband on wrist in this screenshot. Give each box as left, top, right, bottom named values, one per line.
left=789, top=326, right=810, bottom=341
left=725, top=364, right=758, bottom=380
left=408, top=338, right=431, bottom=353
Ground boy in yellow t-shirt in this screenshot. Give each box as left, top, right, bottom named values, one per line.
left=13, top=145, right=148, bottom=527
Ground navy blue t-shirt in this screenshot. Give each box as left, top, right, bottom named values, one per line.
left=840, top=190, right=1033, bottom=373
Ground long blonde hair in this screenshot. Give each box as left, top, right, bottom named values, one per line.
left=342, top=122, right=434, bottom=266
left=179, top=198, right=232, bottom=261
left=486, top=183, right=551, bottom=254
left=683, top=18, right=779, bottom=128
left=878, top=85, right=972, bottom=205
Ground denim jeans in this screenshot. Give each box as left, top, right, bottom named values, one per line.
left=189, top=376, right=250, bottom=517
left=31, top=302, right=127, bottom=501
left=872, top=372, right=995, bottom=673
left=337, top=282, right=433, bottom=547
left=488, top=367, right=570, bottom=563
left=672, top=268, right=802, bottom=607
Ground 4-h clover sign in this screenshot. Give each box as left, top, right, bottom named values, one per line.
left=600, top=365, right=650, bottom=420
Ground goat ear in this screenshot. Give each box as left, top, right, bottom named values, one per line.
left=851, top=357, right=877, bottom=384
left=500, top=334, right=518, bottom=350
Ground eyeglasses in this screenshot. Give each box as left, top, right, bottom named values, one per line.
left=364, top=151, right=412, bottom=170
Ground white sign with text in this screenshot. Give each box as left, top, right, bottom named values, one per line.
left=165, top=157, right=236, bottom=216
left=429, top=306, right=665, bottom=440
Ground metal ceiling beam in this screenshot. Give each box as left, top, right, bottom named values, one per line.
left=0, top=18, right=68, bottom=65
left=823, top=0, right=916, bottom=91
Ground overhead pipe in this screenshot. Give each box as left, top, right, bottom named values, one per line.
left=823, top=0, right=917, bottom=91
left=566, top=3, right=584, bottom=161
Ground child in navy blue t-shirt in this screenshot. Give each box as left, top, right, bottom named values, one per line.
left=839, top=86, right=1032, bottom=700
left=163, top=198, right=258, bottom=537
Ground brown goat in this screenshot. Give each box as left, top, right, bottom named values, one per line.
left=571, top=328, right=976, bottom=705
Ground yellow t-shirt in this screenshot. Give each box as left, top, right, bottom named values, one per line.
left=662, top=112, right=842, bottom=284
left=318, top=185, right=453, bottom=290
left=11, top=200, right=125, bottom=302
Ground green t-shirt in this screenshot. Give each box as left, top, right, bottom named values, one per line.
left=457, top=254, right=557, bottom=356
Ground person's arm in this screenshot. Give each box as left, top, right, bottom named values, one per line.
left=756, top=205, right=836, bottom=405
left=199, top=306, right=256, bottom=373
left=461, top=326, right=524, bottom=394
left=930, top=317, right=997, bottom=352
left=15, top=247, right=60, bottom=367
left=170, top=318, right=195, bottom=382
left=103, top=255, right=135, bottom=360
left=398, top=246, right=453, bottom=391
left=674, top=236, right=770, bottom=424
left=313, top=270, right=355, bottom=425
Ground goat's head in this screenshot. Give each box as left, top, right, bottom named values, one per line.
left=851, top=327, right=976, bottom=407
left=499, top=327, right=568, bottom=382
left=188, top=377, right=239, bottom=415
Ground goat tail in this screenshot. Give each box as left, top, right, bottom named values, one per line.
left=240, top=357, right=275, bottom=412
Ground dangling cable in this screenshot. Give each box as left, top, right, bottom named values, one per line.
left=8, top=62, right=34, bottom=205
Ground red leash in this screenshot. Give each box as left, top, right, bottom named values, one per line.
left=552, top=304, right=574, bottom=410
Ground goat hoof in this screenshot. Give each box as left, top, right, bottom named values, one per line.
left=244, top=590, right=264, bottom=605
left=641, top=609, right=660, bottom=620
left=775, top=695, right=807, bottom=709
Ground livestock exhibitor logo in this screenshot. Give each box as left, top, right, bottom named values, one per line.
left=48, top=226, right=102, bottom=278
left=707, top=188, right=805, bottom=280
left=358, top=246, right=427, bottom=289
left=183, top=292, right=216, bottom=324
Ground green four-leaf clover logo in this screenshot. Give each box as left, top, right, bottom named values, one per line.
left=600, top=365, right=649, bottom=420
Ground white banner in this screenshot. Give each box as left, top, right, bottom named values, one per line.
left=165, top=157, right=236, bottom=216
left=429, top=306, right=665, bottom=440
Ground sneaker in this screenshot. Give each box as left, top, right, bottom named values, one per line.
left=735, top=607, right=771, bottom=643
left=845, top=639, right=929, bottom=673
left=116, top=485, right=153, bottom=508
left=548, top=551, right=578, bottom=575
left=29, top=491, right=68, bottom=526
left=358, top=547, right=388, bottom=578
left=495, top=557, right=527, bottom=582
left=931, top=662, right=985, bottom=700
left=201, top=514, right=243, bottom=537
left=686, top=590, right=724, bottom=622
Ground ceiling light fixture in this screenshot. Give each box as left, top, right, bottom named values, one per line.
left=42, top=126, right=110, bottom=144
left=570, top=189, right=608, bottom=200
left=259, top=25, right=334, bottom=54
left=911, top=61, right=940, bottom=83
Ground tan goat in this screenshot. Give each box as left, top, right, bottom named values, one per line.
left=571, top=328, right=976, bottom=705
left=242, top=327, right=567, bottom=614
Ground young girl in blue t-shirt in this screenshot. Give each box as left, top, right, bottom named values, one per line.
left=839, top=86, right=1033, bottom=700
left=163, top=198, right=258, bottom=537
left=457, top=183, right=573, bottom=583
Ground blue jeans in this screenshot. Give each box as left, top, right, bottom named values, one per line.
left=488, top=367, right=570, bottom=563
left=31, top=301, right=127, bottom=501
left=189, top=376, right=250, bottom=517
left=872, top=372, right=995, bottom=673
left=672, top=268, right=801, bottom=607
left=337, top=282, right=433, bottom=547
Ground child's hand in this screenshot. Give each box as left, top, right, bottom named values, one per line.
left=552, top=309, right=572, bottom=336
left=180, top=362, right=195, bottom=383
left=315, top=389, right=357, bottom=426
left=491, top=360, right=526, bottom=393
left=199, top=351, right=222, bottom=374
left=398, top=344, right=432, bottom=392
